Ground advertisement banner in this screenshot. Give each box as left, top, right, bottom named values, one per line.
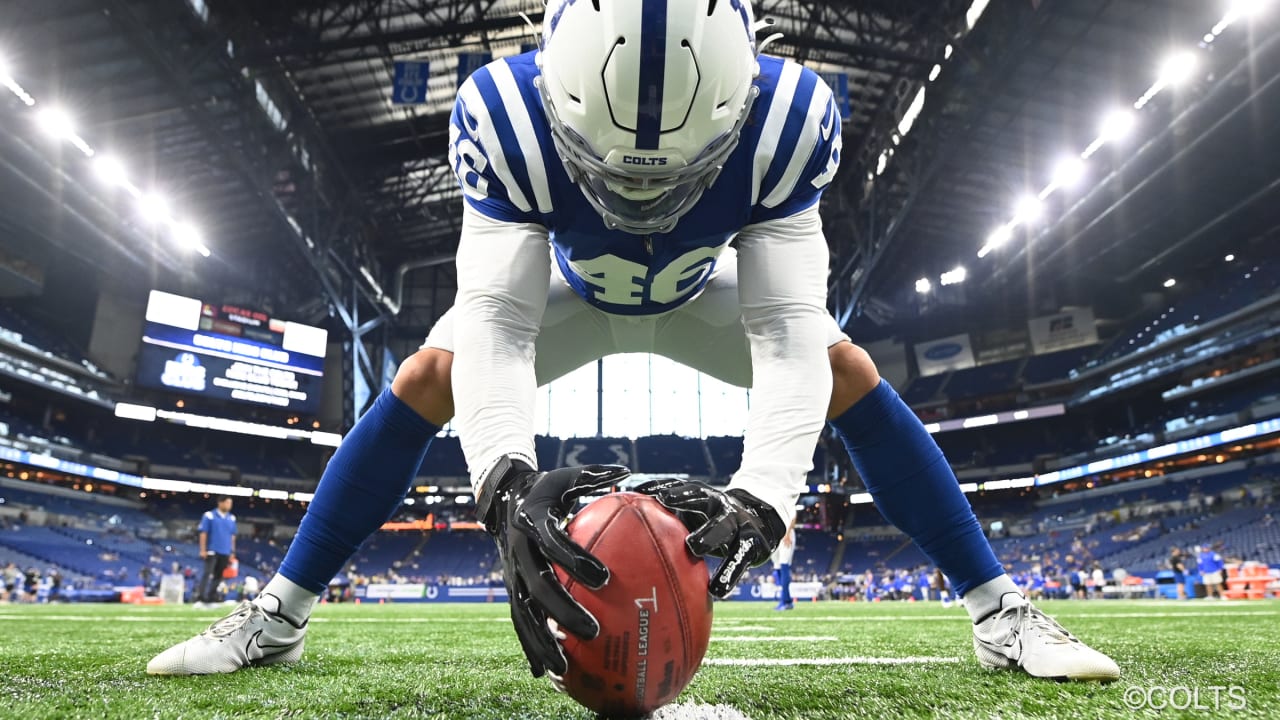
left=357, top=583, right=508, bottom=603
left=726, top=582, right=825, bottom=602
left=353, top=582, right=828, bottom=603
left=914, top=333, right=977, bottom=377
left=1028, top=308, right=1099, bottom=355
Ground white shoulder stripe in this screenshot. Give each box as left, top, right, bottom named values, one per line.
left=458, top=77, right=533, bottom=213
left=751, top=61, right=803, bottom=207
left=487, top=61, right=553, bottom=214
left=763, top=80, right=833, bottom=208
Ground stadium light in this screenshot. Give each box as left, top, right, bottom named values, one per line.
left=36, top=107, right=75, bottom=140
left=1098, top=109, right=1136, bottom=143
left=171, top=222, right=211, bottom=257
left=965, top=0, right=992, bottom=30
left=1225, top=254, right=1236, bottom=262
left=1, top=72, right=34, bottom=106
left=1163, top=278, right=1177, bottom=288
left=929, top=64, right=942, bottom=82
left=114, top=403, right=157, bottom=422
left=915, top=277, right=932, bottom=294
left=1157, top=51, right=1199, bottom=88
left=138, top=193, right=171, bottom=225
left=1013, top=194, right=1043, bottom=224
left=940, top=266, right=967, bottom=286
left=977, top=224, right=1012, bottom=258
left=1231, top=0, right=1270, bottom=19
left=1051, top=156, right=1086, bottom=190
left=93, top=155, right=128, bottom=187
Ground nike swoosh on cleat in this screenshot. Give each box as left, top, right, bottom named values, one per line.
left=246, top=630, right=296, bottom=657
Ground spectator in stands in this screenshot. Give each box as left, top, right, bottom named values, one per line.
left=1196, top=545, right=1226, bottom=600
left=2, top=562, right=19, bottom=602
left=47, top=568, right=61, bottom=601
left=932, top=568, right=952, bottom=608
left=22, top=566, right=38, bottom=602
left=1168, top=547, right=1188, bottom=600
left=1069, top=565, right=1086, bottom=600
left=196, top=496, right=237, bottom=608
left=241, top=575, right=260, bottom=602
left=1091, top=565, right=1106, bottom=599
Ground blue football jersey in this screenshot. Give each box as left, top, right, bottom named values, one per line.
left=448, top=52, right=842, bottom=316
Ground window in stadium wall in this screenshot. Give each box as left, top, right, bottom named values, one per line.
left=535, top=360, right=599, bottom=438
left=532, top=354, right=749, bottom=439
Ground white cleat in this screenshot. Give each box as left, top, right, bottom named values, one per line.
left=147, top=596, right=307, bottom=675
left=972, top=594, right=1120, bottom=682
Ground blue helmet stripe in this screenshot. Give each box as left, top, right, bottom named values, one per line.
left=636, top=0, right=668, bottom=150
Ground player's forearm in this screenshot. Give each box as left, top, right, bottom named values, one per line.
left=198, top=532, right=207, bottom=556
left=452, top=207, right=552, bottom=492
left=730, top=308, right=830, bottom=525
left=727, top=208, right=833, bottom=526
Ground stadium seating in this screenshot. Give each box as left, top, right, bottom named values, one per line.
left=945, top=358, right=1025, bottom=401
left=1087, top=257, right=1280, bottom=368
left=350, top=532, right=425, bottom=579
left=1022, top=346, right=1099, bottom=385
left=0, top=303, right=113, bottom=380
left=534, top=435, right=563, bottom=469
left=419, top=435, right=469, bottom=478
left=635, top=435, right=711, bottom=475
left=900, top=373, right=946, bottom=406
left=705, top=436, right=744, bottom=480
left=410, top=531, right=498, bottom=582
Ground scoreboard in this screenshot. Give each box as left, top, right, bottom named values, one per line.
left=136, top=290, right=328, bottom=413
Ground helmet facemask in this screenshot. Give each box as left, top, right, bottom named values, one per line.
left=536, top=77, right=759, bottom=235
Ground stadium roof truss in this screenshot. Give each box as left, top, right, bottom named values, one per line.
left=842, top=0, right=1280, bottom=331
left=5, top=0, right=1274, bottom=424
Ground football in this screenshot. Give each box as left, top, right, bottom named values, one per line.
left=556, top=492, right=714, bottom=718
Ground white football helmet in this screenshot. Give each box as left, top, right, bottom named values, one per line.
left=537, top=0, right=764, bottom=235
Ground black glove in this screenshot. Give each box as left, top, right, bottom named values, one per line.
left=477, top=456, right=629, bottom=677
left=636, top=479, right=785, bottom=598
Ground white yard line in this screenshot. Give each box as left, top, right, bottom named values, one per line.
left=745, top=610, right=1280, bottom=621
left=0, top=614, right=511, bottom=623
left=703, top=656, right=962, bottom=667
left=650, top=702, right=755, bottom=720
left=711, top=635, right=837, bottom=642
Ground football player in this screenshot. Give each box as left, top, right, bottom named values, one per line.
left=770, top=524, right=796, bottom=610
left=149, top=0, right=1118, bottom=682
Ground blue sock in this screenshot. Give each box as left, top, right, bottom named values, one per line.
left=829, top=380, right=1002, bottom=596
left=279, top=389, right=438, bottom=594
left=778, top=564, right=793, bottom=605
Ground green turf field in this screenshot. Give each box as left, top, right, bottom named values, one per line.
left=0, top=599, right=1276, bottom=719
